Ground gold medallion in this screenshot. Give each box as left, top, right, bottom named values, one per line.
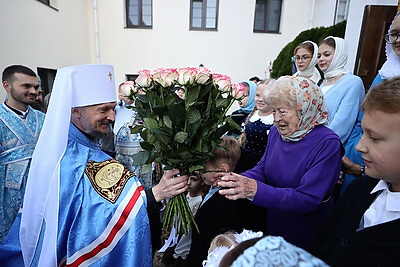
left=85, top=159, right=133, bottom=203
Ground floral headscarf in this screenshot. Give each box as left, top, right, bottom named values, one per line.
left=282, top=76, right=328, bottom=142
left=379, top=11, right=400, bottom=79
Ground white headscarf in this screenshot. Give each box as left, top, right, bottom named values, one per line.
left=379, top=12, right=400, bottom=79
left=294, top=41, right=321, bottom=84
left=322, top=36, right=349, bottom=79
left=20, top=64, right=117, bottom=266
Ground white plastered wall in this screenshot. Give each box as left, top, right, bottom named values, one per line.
left=0, top=0, right=92, bottom=102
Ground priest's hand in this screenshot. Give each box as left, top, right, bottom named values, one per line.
left=152, top=169, right=188, bottom=202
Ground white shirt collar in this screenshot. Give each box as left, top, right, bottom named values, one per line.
left=371, top=180, right=390, bottom=194
left=370, top=180, right=400, bottom=212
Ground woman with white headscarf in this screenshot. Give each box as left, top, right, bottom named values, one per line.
left=372, top=11, right=400, bottom=86
left=293, top=41, right=322, bottom=84
left=318, top=37, right=366, bottom=194
left=317, top=36, right=365, bottom=145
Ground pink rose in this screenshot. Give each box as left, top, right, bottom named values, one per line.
left=153, top=68, right=179, bottom=87
left=178, top=67, right=196, bottom=85
left=120, top=81, right=136, bottom=96
left=135, top=69, right=152, bottom=87
left=212, top=74, right=232, bottom=92
left=195, top=67, right=211, bottom=84
left=232, top=83, right=247, bottom=99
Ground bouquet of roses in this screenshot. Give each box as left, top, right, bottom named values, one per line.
left=125, top=67, right=247, bottom=234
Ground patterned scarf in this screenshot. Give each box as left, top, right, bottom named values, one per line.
left=283, top=76, right=328, bottom=142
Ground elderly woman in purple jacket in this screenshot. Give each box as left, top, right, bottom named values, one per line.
left=214, top=76, right=343, bottom=249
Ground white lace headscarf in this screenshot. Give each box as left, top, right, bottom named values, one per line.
left=379, top=11, right=400, bottom=79
left=231, top=236, right=329, bottom=267
left=321, top=36, right=349, bottom=79
left=294, top=41, right=321, bottom=83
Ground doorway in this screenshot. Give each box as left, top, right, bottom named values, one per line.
left=354, top=5, right=397, bottom=90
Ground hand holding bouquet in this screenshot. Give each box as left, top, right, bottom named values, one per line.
left=126, top=67, right=246, bottom=234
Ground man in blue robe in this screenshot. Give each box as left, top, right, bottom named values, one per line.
left=1, top=64, right=189, bottom=266
left=0, top=65, right=45, bottom=243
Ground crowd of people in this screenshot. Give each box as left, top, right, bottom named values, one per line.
left=1, top=11, right=400, bottom=267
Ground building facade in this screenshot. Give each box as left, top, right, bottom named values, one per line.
left=0, top=0, right=398, bottom=102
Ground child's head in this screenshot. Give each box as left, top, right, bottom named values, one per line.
left=208, top=232, right=238, bottom=255
left=254, top=79, right=274, bottom=113
left=356, top=77, right=400, bottom=190
left=187, top=173, right=204, bottom=196
left=204, top=230, right=264, bottom=267
left=202, top=136, right=241, bottom=185
left=176, top=87, right=185, bottom=99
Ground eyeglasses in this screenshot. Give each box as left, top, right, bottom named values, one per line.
left=294, top=55, right=311, bottom=62
left=384, top=33, right=400, bottom=44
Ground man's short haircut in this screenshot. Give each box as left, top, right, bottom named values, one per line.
left=208, top=136, right=241, bottom=171
left=2, top=65, right=36, bottom=82
left=362, top=76, right=400, bottom=114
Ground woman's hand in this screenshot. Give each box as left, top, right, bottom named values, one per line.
left=152, top=169, right=188, bottom=202
left=214, top=172, right=257, bottom=200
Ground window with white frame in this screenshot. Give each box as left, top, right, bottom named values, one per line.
left=335, top=0, right=350, bottom=24
left=253, top=0, right=282, bottom=33
left=126, top=0, right=152, bottom=28
left=190, top=0, right=219, bottom=31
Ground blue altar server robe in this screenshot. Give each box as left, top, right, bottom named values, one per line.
left=0, top=104, right=44, bottom=242
left=0, top=212, right=24, bottom=266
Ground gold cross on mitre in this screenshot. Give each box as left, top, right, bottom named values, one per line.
left=108, top=72, right=112, bottom=81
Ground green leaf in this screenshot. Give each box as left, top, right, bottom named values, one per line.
left=130, top=124, right=144, bottom=134
left=216, top=98, right=230, bottom=109
left=155, top=132, right=172, bottom=146
left=153, top=105, right=169, bottom=116
left=188, top=120, right=201, bottom=137
left=136, top=94, right=149, bottom=104
left=168, top=104, right=186, bottom=129
left=174, top=131, right=188, bottom=143
left=185, top=85, right=201, bottom=107
left=165, top=94, right=177, bottom=106
left=187, top=107, right=201, bottom=124
left=132, top=150, right=151, bottom=165
left=143, top=117, right=158, bottom=131
left=163, top=115, right=173, bottom=129
left=179, top=150, right=193, bottom=160
left=140, top=141, right=153, bottom=151
left=189, top=165, right=204, bottom=173
left=225, top=116, right=241, bottom=130
left=141, top=164, right=152, bottom=174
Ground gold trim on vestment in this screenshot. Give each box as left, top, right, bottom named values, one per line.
left=85, top=159, right=133, bottom=203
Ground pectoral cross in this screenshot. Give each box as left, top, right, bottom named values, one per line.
left=108, top=72, right=112, bottom=81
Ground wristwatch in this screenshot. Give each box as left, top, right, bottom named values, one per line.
left=359, top=165, right=367, bottom=176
